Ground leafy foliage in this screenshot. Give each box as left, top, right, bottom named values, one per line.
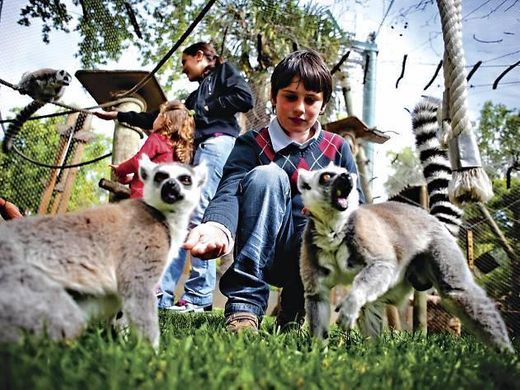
left=384, top=146, right=424, bottom=197
left=477, top=101, right=520, bottom=180
left=462, top=178, right=520, bottom=310
left=0, top=110, right=111, bottom=214
left=16, top=0, right=353, bottom=125
left=18, top=0, right=134, bottom=68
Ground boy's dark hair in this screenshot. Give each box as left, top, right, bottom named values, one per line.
left=271, top=50, right=332, bottom=106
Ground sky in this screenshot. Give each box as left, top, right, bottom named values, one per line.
left=1, top=0, right=519, bottom=199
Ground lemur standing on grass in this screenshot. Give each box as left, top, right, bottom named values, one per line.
left=0, top=156, right=206, bottom=349
left=297, top=98, right=513, bottom=352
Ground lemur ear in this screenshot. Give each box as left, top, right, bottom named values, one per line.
left=193, top=161, right=208, bottom=187
left=297, top=168, right=312, bottom=192
left=138, top=155, right=155, bottom=182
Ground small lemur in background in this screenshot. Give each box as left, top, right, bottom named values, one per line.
left=297, top=98, right=513, bottom=352
left=2, top=68, right=71, bottom=153
left=0, top=156, right=206, bottom=349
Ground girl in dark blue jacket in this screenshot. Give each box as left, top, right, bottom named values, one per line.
left=95, top=42, right=254, bottom=312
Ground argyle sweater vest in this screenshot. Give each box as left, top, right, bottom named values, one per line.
left=202, top=127, right=360, bottom=236
left=253, top=127, right=346, bottom=193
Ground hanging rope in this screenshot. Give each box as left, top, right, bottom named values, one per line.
left=436, top=0, right=493, bottom=205
left=438, top=0, right=469, bottom=145
left=115, top=0, right=218, bottom=99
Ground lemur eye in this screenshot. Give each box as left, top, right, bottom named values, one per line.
left=153, top=171, right=169, bottom=184
left=319, top=172, right=335, bottom=185
left=177, top=175, right=192, bottom=186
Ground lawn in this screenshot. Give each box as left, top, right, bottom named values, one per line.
left=1, top=311, right=518, bottom=389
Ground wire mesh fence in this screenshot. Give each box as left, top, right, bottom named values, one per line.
left=0, top=1, right=518, bottom=339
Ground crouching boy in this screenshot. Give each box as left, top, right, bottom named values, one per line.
left=184, top=50, right=364, bottom=331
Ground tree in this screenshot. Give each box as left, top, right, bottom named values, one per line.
left=477, top=101, right=520, bottom=180
left=0, top=111, right=111, bottom=214
left=17, top=0, right=353, bottom=125
left=384, top=146, right=424, bottom=197
left=18, top=0, right=134, bottom=68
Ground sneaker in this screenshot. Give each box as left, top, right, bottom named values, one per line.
left=154, top=287, right=164, bottom=299
left=225, top=312, right=259, bottom=333
left=166, top=299, right=212, bottom=313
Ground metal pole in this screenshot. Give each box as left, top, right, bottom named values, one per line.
left=352, top=33, right=378, bottom=190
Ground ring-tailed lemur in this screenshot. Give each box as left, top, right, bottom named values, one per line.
left=2, top=68, right=72, bottom=153
left=297, top=99, right=513, bottom=352
left=0, top=156, right=206, bottom=349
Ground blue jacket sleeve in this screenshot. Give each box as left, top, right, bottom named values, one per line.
left=201, top=134, right=258, bottom=237
left=117, top=110, right=159, bottom=130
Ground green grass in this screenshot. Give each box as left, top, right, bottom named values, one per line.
left=1, top=311, right=518, bottom=389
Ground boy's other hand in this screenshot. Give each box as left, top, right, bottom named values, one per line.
left=183, top=224, right=229, bottom=260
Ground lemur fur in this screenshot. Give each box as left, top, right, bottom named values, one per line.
left=0, top=156, right=206, bottom=348
left=3, top=68, right=71, bottom=153
left=297, top=98, right=513, bottom=352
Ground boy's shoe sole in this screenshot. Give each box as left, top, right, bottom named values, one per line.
left=166, top=303, right=212, bottom=313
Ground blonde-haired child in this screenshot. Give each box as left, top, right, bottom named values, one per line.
left=108, top=100, right=194, bottom=199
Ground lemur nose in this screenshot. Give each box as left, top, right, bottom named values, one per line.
left=161, top=179, right=182, bottom=204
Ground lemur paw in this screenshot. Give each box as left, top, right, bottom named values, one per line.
left=335, top=298, right=360, bottom=330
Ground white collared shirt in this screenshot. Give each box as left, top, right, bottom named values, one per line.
left=268, top=117, right=322, bottom=153
left=205, top=119, right=322, bottom=255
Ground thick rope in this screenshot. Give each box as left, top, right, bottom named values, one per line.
left=438, top=0, right=470, bottom=146
left=436, top=0, right=493, bottom=205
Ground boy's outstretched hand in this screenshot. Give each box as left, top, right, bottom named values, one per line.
left=183, top=223, right=229, bottom=260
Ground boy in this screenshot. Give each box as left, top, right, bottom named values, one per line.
left=184, top=50, right=364, bottom=331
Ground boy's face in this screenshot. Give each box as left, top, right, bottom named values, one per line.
left=273, top=77, right=324, bottom=139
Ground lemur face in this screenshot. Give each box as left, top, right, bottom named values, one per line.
left=56, top=70, right=72, bottom=86
left=298, top=163, right=357, bottom=213
left=139, top=155, right=207, bottom=213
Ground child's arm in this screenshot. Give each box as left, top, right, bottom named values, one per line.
left=184, top=134, right=258, bottom=258
left=93, top=111, right=118, bottom=121
left=113, top=134, right=161, bottom=178
left=116, top=110, right=159, bottom=130
left=93, top=109, right=158, bottom=130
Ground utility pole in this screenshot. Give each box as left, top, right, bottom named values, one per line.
left=351, top=32, right=378, bottom=189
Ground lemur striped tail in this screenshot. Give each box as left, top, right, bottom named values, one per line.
left=2, top=100, right=45, bottom=153
left=412, top=97, right=463, bottom=236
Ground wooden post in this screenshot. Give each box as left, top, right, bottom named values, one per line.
left=111, top=97, right=146, bottom=165
left=466, top=229, right=474, bottom=270
left=38, top=113, right=83, bottom=215
left=110, top=97, right=146, bottom=202
left=413, top=185, right=429, bottom=333
left=56, top=127, right=95, bottom=214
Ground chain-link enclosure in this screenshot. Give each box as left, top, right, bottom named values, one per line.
left=0, top=1, right=518, bottom=340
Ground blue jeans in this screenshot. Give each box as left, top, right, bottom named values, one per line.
left=158, top=135, right=236, bottom=308
left=219, top=164, right=306, bottom=321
